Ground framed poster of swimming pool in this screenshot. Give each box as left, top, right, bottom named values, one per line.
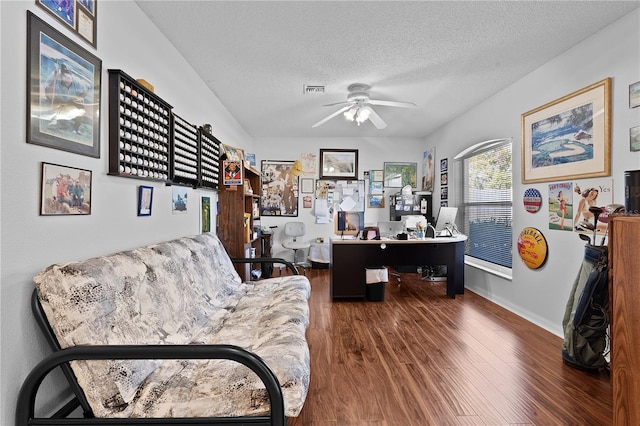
left=521, top=78, right=611, bottom=184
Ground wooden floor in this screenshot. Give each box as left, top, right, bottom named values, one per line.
left=287, top=268, right=612, bottom=426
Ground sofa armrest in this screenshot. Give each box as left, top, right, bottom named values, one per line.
left=230, top=257, right=299, bottom=275
left=17, top=345, right=285, bottom=426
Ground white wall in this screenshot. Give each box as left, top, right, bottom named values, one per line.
left=251, top=137, right=426, bottom=259
left=424, top=9, right=640, bottom=335
left=0, top=1, right=252, bottom=423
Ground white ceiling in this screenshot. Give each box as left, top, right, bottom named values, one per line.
left=135, top=1, right=639, bottom=139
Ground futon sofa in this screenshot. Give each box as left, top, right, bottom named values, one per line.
left=17, top=232, right=311, bottom=425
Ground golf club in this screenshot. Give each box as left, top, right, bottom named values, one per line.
left=579, top=233, right=592, bottom=244
left=600, top=204, right=625, bottom=245
left=588, top=206, right=602, bottom=246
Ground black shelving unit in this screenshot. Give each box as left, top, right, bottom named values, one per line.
left=198, top=127, right=221, bottom=190
left=171, top=113, right=199, bottom=187
left=108, top=69, right=172, bottom=182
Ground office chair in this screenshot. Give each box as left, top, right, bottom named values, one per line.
left=282, top=222, right=311, bottom=274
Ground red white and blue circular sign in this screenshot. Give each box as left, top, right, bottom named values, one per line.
left=523, top=188, right=542, bottom=213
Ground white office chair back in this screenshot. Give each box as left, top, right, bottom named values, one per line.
left=284, top=221, right=306, bottom=242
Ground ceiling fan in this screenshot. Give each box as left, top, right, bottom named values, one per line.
left=312, top=83, right=416, bottom=129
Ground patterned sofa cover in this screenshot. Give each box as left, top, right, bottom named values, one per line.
left=30, top=233, right=311, bottom=420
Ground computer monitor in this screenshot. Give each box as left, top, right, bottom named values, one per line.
left=336, top=211, right=364, bottom=236
left=434, top=206, right=458, bottom=235
left=377, top=221, right=404, bottom=238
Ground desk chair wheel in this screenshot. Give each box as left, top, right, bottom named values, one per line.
left=389, top=270, right=402, bottom=286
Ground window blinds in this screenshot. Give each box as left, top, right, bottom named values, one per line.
left=459, top=141, right=513, bottom=268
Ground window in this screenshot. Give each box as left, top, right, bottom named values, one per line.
left=455, top=139, right=513, bottom=273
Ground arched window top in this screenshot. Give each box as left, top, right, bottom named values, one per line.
left=454, top=138, right=512, bottom=161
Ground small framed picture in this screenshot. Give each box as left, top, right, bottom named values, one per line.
left=137, top=185, right=153, bottom=216
left=40, top=162, right=91, bottom=215
left=301, top=178, right=314, bottom=194
left=243, top=178, right=253, bottom=195
left=201, top=196, right=211, bottom=233
left=441, top=186, right=448, bottom=200
left=440, top=158, right=448, bottom=172
left=172, top=186, right=188, bottom=214
left=368, top=194, right=385, bottom=208
left=631, top=125, right=640, bottom=152
left=441, top=172, right=448, bottom=185
left=36, top=0, right=98, bottom=47
left=630, top=81, right=640, bottom=108
left=222, top=144, right=245, bottom=162
left=223, top=160, right=243, bottom=186
left=370, top=181, right=384, bottom=195
left=303, top=195, right=313, bottom=208
left=370, top=169, right=384, bottom=182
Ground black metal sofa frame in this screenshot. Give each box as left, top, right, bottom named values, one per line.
left=17, top=258, right=298, bottom=426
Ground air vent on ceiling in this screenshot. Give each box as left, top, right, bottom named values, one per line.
left=303, top=84, right=326, bottom=94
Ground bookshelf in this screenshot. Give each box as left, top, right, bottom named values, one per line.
left=217, top=165, right=267, bottom=280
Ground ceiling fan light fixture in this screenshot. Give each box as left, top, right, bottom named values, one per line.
left=355, top=106, right=372, bottom=125
left=314, top=83, right=411, bottom=129
left=344, top=106, right=358, bottom=121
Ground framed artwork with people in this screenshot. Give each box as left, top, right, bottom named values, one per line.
left=40, top=162, right=92, bottom=216
left=27, top=12, right=102, bottom=158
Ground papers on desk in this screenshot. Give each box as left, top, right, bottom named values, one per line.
left=338, top=235, right=356, bottom=240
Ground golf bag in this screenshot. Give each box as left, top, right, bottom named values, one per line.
left=561, top=244, right=609, bottom=370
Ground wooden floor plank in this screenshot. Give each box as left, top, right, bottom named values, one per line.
left=288, top=269, right=611, bottom=426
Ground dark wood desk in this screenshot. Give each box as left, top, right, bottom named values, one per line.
left=330, top=235, right=467, bottom=299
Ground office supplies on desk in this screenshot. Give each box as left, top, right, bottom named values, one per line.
left=402, top=215, right=428, bottom=230
left=362, top=226, right=380, bottom=240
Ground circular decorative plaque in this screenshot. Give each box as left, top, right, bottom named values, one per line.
left=523, top=188, right=542, bottom=213
left=517, top=227, right=548, bottom=269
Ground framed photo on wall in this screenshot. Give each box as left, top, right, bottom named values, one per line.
left=223, top=160, right=243, bottom=185
left=27, top=11, right=101, bottom=158
left=521, top=78, right=611, bottom=183
left=367, top=194, right=385, bottom=208
left=260, top=160, right=299, bottom=217
left=36, top=0, right=98, bottom=47
left=319, top=149, right=358, bottom=179
left=630, top=80, right=640, bottom=108
left=201, top=196, right=211, bottom=233
left=137, top=185, right=153, bottom=216
left=631, top=125, right=640, bottom=152
left=383, top=162, right=417, bottom=188
left=370, top=169, right=384, bottom=182
left=222, top=144, right=245, bottom=162
left=441, top=172, right=448, bottom=185
left=40, top=162, right=91, bottom=215
left=422, top=148, right=435, bottom=192
left=440, top=158, right=448, bottom=172
left=301, top=178, right=314, bottom=194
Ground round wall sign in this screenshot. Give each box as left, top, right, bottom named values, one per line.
left=517, top=227, right=548, bottom=269
left=523, top=188, right=542, bottom=213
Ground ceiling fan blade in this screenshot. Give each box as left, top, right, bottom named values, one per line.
left=322, top=101, right=354, bottom=107
left=367, top=108, right=387, bottom=129
left=369, top=99, right=417, bottom=108
left=311, top=105, right=351, bottom=128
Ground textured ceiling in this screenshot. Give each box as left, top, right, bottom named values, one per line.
left=135, top=1, right=639, bottom=139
